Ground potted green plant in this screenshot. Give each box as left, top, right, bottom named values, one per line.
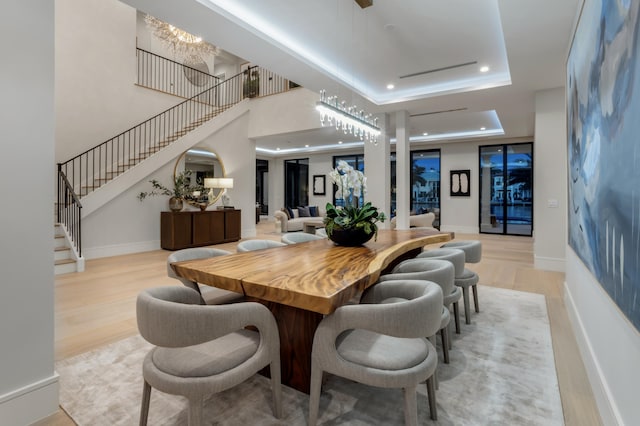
left=324, top=160, right=386, bottom=246
left=242, top=69, right=260, bottom=98
left=137, top=170, right=200, bottom=212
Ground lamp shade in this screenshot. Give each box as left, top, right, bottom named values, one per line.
left=204, top=177, right=234, bottom=189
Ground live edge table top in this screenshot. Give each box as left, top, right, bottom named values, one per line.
left=172, top=229, right=452, bottom=315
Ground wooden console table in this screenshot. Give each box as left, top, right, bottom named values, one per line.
left=161, top=209, right=241, bottom=250
left=171, top=228, right=451, bottom=392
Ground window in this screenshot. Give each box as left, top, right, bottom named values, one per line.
left=390, top=149, right=441, bottom=227
left=284, top=158, right=309, bottom=207
left=479, top=143, right=533, bottom=236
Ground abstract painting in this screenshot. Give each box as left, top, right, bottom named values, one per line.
left=567, top=0, right=640, bottom=331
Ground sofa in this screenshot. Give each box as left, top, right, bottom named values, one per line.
left=274, top=206, right=325, bottom=233
left=390, top=212, right=436, bottom=229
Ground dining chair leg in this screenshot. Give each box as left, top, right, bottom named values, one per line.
left=426, top=376, right=438, bottom=421
left=441, top=327, right=450, bottom=364
left=269, top=360, right=283, bottom=418
left=461, top=286, right=471, bottom=324
left=308, top=365, right=324, bottom=426
left=453, top=301, right=461, bottom=334
left=472, top=284, right=480, bottom=312
left=187, top=397, right=203, bottom=426
left=139, top=380, right=151, bottom=426
left=403, top=386, right=418, bottom=426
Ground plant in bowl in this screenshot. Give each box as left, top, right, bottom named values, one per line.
left=137, top=170, right=201, bottom=212
left=324, top=160, right=386, bottom=245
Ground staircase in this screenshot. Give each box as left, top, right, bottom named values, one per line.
left=55, top=223, right=81, bottom=275
left=56, top=52, right=297, bottom=268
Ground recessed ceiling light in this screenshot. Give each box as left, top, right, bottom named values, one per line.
left=480, top=66, right=490, bottom=73
left=276, top=147, right=280, bottom=151
left=338, top=141, right=343, bottom=144
left=386, top=84, right=395, bottom=90
left=480, top=127, right=486, bottom=130
left=305, top=144, right=309, bottom=148
left=423, top=132, right=429, bottom=136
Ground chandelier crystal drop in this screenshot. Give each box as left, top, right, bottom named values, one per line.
left=316, top=90, right=381, bottom=144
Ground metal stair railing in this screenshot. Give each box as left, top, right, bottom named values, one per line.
left=57, top=55, right=300, bottom=256
left=57, top=166, right=82, bottom=257
left=136, top=48, right=221, bottom=100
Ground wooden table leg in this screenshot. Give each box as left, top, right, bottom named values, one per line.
left=252, top=298, right=323, bottom=394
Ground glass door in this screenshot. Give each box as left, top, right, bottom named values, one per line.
left=284, top=158, right=309, bottom=208
left=479, top=143, right=533, bottom=236
left=411, top=149, right=441, bottom=228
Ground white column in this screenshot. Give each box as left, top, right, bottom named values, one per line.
left=364, top=113, right=390, bottom=228
left=0, top=1, right=58, bottom=424
left=396, top=110, right=411, bottom=229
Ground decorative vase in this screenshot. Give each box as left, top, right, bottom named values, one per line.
left=328, top=227, right=374, bottom=246
left=168, top=197, right=184, bottom=212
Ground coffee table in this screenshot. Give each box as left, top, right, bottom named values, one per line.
left=303, top=219, right=325, bottom=234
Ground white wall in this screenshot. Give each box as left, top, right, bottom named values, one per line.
left=534, top=88, right=567, bottom=271
left=55, top=0, right=180, bottom=163
left=0, top=2, right=58, bottom=424
left=82, top=114, right=256, bottom=258
left=565, top=249, right=640, bottom=425
left=439, top=142, right=481, bottom=234
left=248, top=88, right=322, bottom=138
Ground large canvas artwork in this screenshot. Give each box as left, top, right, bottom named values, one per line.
left=567, top=0, right=640, bottom=331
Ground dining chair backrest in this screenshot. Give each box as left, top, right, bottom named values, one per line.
left=281, top=232, right=324, bottom=244
left=237, top=239, right=286, bottom=252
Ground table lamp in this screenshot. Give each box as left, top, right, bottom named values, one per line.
left=204, top=177, right=234, bottom=207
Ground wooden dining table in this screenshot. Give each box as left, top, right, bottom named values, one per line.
left=171, top=228, right=452, bottom=393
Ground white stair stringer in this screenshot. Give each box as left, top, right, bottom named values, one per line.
left=79, top=99, right=251, bottom=219
left=54, top=223, right=85, bottom=275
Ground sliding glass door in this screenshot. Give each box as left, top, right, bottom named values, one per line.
left=411, top=149, right=441, bottom=228
left=479, top=143, right=533, bottom=236
left=284, top=158, right=309, bottom=208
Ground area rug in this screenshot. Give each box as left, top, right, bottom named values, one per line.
left=56, top=286, right=564, bottom=425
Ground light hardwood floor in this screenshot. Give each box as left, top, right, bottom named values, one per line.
left=37, top=222, right=602, bottom=425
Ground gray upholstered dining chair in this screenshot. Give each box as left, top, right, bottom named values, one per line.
left=379, top=258, right=455, bottom=363
left=308, top=280, right=443, bottom=425
left=167, top=247, right=243, bottom=305
left=416, top=248, right=465, bottom=332
left=441, top=240, right=482, bottom=323
left=281, top=232, right=324, bottom=244
left=236, top=239, right=286, bottom=252
left=136, top=286, right=282, bottom=426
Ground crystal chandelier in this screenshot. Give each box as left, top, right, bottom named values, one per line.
left=316, top=90, right=381, bottom=144
left=145, top=15, right=220, bottom=59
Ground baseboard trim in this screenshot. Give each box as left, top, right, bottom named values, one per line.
left=534, top=255, right=565, bottom=272
left=564, top=283, right=621, bottom=426
left=0, top=373, right=59, bottom=425
left=83, top=240, right=160, bottom=260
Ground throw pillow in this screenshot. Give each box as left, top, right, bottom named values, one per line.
left=281, top=207, right=291, bottom=219
left=286, top=206, right=294, bottom=218
left=298, top=206, right=311, bottom=217
left=308, top=205, right=319, bottom=217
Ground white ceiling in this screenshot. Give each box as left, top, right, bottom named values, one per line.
left=122, top=0, right=581, bottom=154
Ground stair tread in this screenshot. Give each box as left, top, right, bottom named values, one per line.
left=55, top=246, right=71, bottom=252
left=55, top=258, right=76, bottom=265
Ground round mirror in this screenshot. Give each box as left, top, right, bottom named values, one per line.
left=174, top=146, right=226, bottom=208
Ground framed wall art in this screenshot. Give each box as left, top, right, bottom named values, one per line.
left=450, top=170, right=470, bottom=197
left=313, top=175, right=326, bottom=195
